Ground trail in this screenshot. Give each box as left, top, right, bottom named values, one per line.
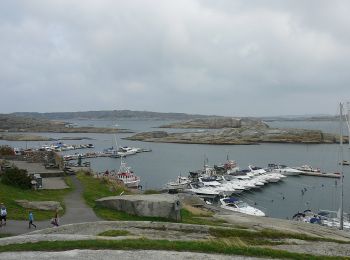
left=0, top=176, right=100, bottom=235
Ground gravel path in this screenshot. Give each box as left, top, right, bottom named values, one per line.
left=0, top=176, right=100, bottom=235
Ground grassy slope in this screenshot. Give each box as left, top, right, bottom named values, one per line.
left=0, top=177, right=72, bottom=221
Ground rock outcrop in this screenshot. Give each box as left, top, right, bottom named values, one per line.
left=126, top=128, right=345, bottom=145
left=96, top=194, right=181, bottom=221
left=159, top=117, right=268, bottom=129
left=15, top=200, right=63, bottom=211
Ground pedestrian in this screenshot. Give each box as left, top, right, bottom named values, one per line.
left=0, top=204, right=6, bottom=227
left=51, top=210, right=59, bottom=227
left=28, top=211, right=36, bottom=229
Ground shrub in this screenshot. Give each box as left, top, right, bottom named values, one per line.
left=0, top=146, right=14, bottom=156
left=1, top=167, right=32, bottom=189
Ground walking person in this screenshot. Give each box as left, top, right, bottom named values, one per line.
left=0, top=203, right=7, bottom=227
left=51, top=210, right=59, bottom=227
left=28, top=211, right=36, bottom=229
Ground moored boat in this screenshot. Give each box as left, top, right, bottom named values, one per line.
left=220, top=197, right=265, bottom=216
left=115, top=157, right=140, bottom=188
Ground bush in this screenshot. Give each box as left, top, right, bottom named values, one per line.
left=1, top=167, right=32, bottom=189
left=0, top=146, right=14, bottom=156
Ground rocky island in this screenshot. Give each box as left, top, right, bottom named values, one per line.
left=0, top=114, right=131, bottom=140
left=126, top=117, right=347, bottom=145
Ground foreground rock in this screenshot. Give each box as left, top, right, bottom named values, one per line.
left=0, top=250, right=264, bottom=260
left=15, top=200, right=63, bottom=211
left=96, top=194, right=181, bottom=221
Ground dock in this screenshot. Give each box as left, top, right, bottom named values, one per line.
left=300, top=171, right=340, bottom=178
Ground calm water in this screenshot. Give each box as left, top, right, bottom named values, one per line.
left=1, top=119, right=350, bottom=219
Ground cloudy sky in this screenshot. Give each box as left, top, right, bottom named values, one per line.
left=1, top=0, right=349, bottom=116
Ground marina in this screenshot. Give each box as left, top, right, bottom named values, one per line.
left=1, top=118, right=349, bottom=221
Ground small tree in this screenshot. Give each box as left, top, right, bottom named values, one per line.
left=1, top=167, right=32, bottom=189
left=0, top=145, right=14, bottom=156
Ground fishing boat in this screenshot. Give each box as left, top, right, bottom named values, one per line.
left=220, top=197, right=265, bottom=216
left=115, top=157, right=140, bottom=188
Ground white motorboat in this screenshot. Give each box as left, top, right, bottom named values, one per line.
left=220, top=197, right=265, bottom=216
left=295, top=165, right=320, bottom=173
left=185, top=183, right=223, bottom=198
left=165, top=176, right=191, bottom=190
left=268, top=163, right=302, bottom=176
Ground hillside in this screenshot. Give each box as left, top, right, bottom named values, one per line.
left=10, top=110, right=217, bottom=120
left=0, top=114, right=129, bottom=133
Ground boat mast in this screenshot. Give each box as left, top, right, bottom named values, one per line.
left=339, top=102, right=344, bottom=230
left=347, top=102, right=350, bottom=151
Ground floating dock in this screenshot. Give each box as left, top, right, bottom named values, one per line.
left=300, top=171, right=340, bottom=178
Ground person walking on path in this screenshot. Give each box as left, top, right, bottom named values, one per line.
left=28, top=211, right=36, bottom=229
left=0, top=204, right=7, bottom=227
left=51, top=210, right=59, bottom=227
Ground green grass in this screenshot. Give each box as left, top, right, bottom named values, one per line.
left=181, top=209, right=226, bottom=226
left=0, top=176, right=72, bottom=221
left=76, top=172, right=127, bottom=207
left=209, top=227, right=350, bottom=244
left=0, top=233, right=13, bottom=238
left=0, top=238, right=345, bottom=259
left=98, top=230, right=130, bottom=236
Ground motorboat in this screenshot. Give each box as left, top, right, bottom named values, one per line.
left=114, top=157, right=140, bottom=188
left=185, top=183, right=223, bottom=198
left=165, top=176, right=191, bottom=190
left=295, top=165, right=321, bottom=173
left=267, top=163, right=302, bottom=176
left=292, top=209, right=350, bottom=230
left=220, top=197, right=265, bottom=216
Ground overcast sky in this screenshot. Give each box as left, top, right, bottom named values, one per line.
left=1, top=0, right=349, bottom=116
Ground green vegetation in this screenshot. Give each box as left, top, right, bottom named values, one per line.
left=0, top=238, right=345, bottom=259
left=98, top=230, right=130, bottom=236
left=0, top=146, right=14, bottom=156
left=143, top=189, right=161, bottom=194
left=1, top=167, right=32, bottom=189
left=0, top=233, right=13, bottom=238
left=77, top=172, right=127, bottom=208
left=181, top=208, right=226, bottom=226
left=77, top=172, right=163, bottom=221
left=0, top=176, right=72, bottom=220
left=209, top=227, right=350, bottom=244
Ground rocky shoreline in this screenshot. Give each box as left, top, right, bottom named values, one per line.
left=0, top=133, right=97, bottom=141
left=126, top=117, right=347, bottom=145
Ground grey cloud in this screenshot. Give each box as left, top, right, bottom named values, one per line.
left=0, top=0, right=349, bottom=116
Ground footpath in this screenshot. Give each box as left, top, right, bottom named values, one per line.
left=0, top=176, right=100, bottom=235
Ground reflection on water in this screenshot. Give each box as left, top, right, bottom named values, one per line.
left=1, top=119, right=349, bottom=219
